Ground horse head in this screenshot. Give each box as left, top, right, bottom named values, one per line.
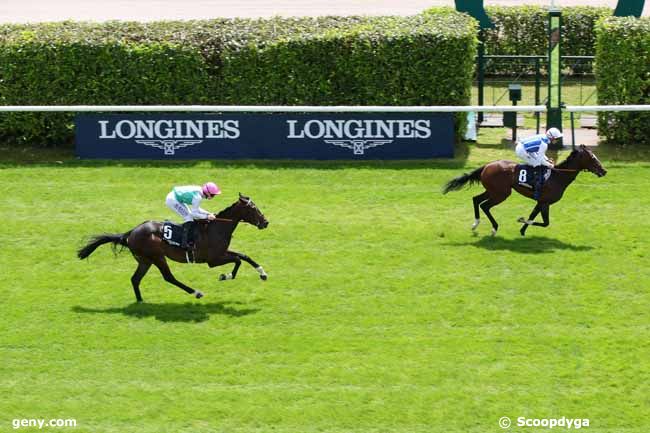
left=568, top=145, right=607, bottom=177
left=217, top=193, right=268, bottom=229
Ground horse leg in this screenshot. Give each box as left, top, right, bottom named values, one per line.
left=231, top=251, right=268, bottom=281
left=153, top=257, right=203, bottom=299
left=130, top=259, right=151, bottom=303
left=518, top=204, right=550, bottom=234
left=472, top=191, right=489, bottom=231
left=217, top=253, right=241, bottom=281
left=480, top=196, right=507, bottom=236
left=518, top=204, right=541, bottom=236
left=530, top=204, right=550, bottom=228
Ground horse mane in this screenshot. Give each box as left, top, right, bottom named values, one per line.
left=556, top=149, right=580, bottom=169
left=215, top=201, right=239, bottom=219
left=214, top=196, right=251, bottom=220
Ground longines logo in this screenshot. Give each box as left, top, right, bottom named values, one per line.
left=97, top=119, right=240, bottom=155
left=324, top=139, right=392, bottom=155
left=287, top=119, right=431, bottom=155
left=135, top=140, right=202, bottom=155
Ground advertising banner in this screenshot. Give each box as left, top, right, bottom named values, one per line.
left=75, top=113, right=454, bottom=159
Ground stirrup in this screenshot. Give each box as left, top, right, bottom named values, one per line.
left=181, top=221, right=194, bottom=249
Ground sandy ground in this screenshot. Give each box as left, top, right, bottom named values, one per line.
left=1, top=0, right=647, bottom=23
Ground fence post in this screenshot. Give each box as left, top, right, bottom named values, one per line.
left=478, top=30, right=485, bottom=124
left=535, top=57, right=541, bottom=134
left=547, top=7, right=563, bottom=149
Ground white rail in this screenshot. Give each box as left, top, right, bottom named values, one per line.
left=2, top=105, right=649, bottom=113
left=566, top=105, right=650, bottom=112
left=0, top=105, right=547, bottom=113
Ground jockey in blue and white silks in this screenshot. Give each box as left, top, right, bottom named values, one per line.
left=515, top=128, right=563, bottom=199
left=515, top=127, right=563, bottom=169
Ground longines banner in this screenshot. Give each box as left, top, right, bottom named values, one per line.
left=75, top=113, right=454, bottom=159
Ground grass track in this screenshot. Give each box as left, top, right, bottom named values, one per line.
left=0, top=142, right=648, bottom=433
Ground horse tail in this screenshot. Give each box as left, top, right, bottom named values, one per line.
left=77, top=231, right=131, bottom=259
left=442, top=166, right=485, bottom=194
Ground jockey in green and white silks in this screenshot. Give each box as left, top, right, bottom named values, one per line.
left=166, top=182, right=221, bottom=222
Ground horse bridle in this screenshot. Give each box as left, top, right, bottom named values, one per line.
left=551, top=168, right=580, bottom=172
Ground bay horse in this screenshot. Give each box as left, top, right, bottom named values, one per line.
left=78, top=193, right=269, bottom=302
left=443, top=145, right=607, bottom=236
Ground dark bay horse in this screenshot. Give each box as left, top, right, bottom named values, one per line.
left=443, top=145, right=607, bottom=236
left=78, top=194, right=269, bottom=302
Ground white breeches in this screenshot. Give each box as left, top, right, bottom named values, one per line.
left=166, top=192, right=193, bottom=222
left=515, top=142, right=546, bottom=167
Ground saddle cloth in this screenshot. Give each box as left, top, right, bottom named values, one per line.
left=516, top=165, right=551, bottom=188
left=161, top=221, right=184, bottom=247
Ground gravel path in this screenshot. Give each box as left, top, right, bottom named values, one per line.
left=1, top=0, right=646, bottom=23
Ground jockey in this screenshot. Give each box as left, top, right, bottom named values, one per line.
left=515, top=127, right=563, bottom=199
left=166, top=182, right=221, bottom=247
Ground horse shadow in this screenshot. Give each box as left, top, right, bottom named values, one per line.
left=72, top=301, right=260, bottom=323
left=449, top=235, right=594, bottom=254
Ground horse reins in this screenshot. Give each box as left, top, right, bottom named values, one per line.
left=551, top=168, right=581, bottom=172
left=211, top=217, right=235, bottom=223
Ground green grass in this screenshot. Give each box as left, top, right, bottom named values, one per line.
left=473, top=77, right=597, bottom=107
left=1, top=137, right=649, bottom=433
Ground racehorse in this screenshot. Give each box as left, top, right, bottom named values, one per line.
left=78, top=194, right=269, bottom=302
left=443, top=145, right=607, bottom=236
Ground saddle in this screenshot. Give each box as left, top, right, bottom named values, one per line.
left=161, top=221, right=197, bottom=250
left=516, top=165, right=551, bottom=199
left=516, top=165, right=550, bottom=189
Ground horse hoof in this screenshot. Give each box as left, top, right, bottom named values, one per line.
left=517, top=217, right=526, bottom=223
left=219, top=273, right=233, bottom=281
left=260, top=274, right=268, bottom=281
left=491, top=228, right=497, bottom=237
left=471, top=219, right=480, bottom=231
left=195, top=291, right=204, bottom=299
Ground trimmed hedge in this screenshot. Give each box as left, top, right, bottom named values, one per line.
left=595, top=17, right=650, bottom=145
left=0, top=12, right=477, bottom=146
left=0, top=40, right=212, bottom=144
left=424, top=6, right=611, bottom=75
left=220, top=13, right=477, bottom=105
left=483, top=6, right=611, bottom=56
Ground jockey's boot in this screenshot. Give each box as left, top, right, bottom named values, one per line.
left=181, top=221, right=195, bottom=249
left=533, top=166, right=544, bottom=200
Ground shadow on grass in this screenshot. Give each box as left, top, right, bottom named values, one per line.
left=0, top=144, right=471, bottom=169
left=448, top=235, right=594, bottom=254
left=72, top=301, right=260, bottom=323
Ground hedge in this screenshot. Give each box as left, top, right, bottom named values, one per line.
left=595, top=17, right=650, bottom=145
left=423, top=6, right=611, bottom=75
left=483, top=6, right=611, bottom=56
left=0, top=12, right=477, bottom=146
